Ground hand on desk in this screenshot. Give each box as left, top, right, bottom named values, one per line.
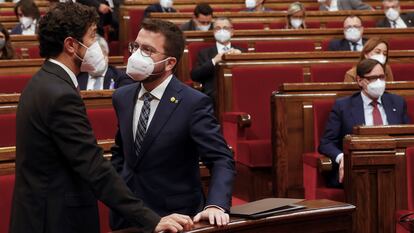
left=193, top=206, right=230, bottom=226
left=339, top=157, right=344, bottom=183
left=154, top=213, right=193, bottom=232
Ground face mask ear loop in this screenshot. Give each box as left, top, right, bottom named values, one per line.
left=149, top=57, right=172, bottom=76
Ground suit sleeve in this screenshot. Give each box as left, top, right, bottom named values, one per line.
left=111, top=94, right=125, bottom=173
left=190, top=96, right=236, bottom=211
left=328, top=40, right=337, bottom=51
left=191, top=50, right=216, bottom=83
left=318, top=101, right=344, bottom=162
left=350, top=0, right=372, bottom=10
left=48, top=91, right=160, bottom=232
left=401, top=98, right=410, bottom=124
left=77, top=0, right=101, bottom=9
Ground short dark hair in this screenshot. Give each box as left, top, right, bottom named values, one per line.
left=141, top=18, right=185, bottom=63
left=0, top=23, right=14, bottom=59
left=343, top=15, right=363, bottom=25
left=356, top=59, right=384, bottom=78
left=194, top=3, right=213, bottom=17
left=14, top=0, right=40, bottom=20
left=38, top=2, right=99, bottom=58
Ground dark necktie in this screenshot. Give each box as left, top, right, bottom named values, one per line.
left=371, top=100, right=383, bottom=125
left=351, top=42, right=358, bottom=51
left=134, top=92, right=154, bottom=157
left=392, top=21, right=397, bottom=28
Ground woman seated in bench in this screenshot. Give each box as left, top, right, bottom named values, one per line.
left=0, top=23, right=14, bottom=59
left=344, top=37, right=394, bottom=82
left=285, top=2, right=307, bottom=29
left=11, top=0, right=40, bottom=35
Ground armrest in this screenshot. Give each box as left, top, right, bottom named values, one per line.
left=222, top=112, right=251, bottom=160
left=303, top=152, right=333, bottom=172
left=222, top=112, right=251, bottom=128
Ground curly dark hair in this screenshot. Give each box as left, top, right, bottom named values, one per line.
left=14, top=0, right=41, bottom=20
left=0, top=23, right=14, bottom=59
left=140, top=18, right=185, bottom=63
left=38, top=2, right=99, bottom=58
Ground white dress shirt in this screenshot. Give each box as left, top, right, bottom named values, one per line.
left=388, top=17, right=407, bottom=28
left=211, top=42, right=232, bottom=66
left=86, top=68, right=108, bottom=90
left=329, top=0, right=338, bottom=11
left=132, top=75, right=173, bottom=140
left=22, top=19, right=37, bottom=35
left=49, top=58, right=79, bottom=88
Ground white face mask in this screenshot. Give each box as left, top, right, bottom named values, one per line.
left=20, top=16, right=33, bottom=29
left=76, top=41, right=107, bottom=75
left=197, top=24, right=211, bottom=31
left=214, top=29, right=231, bottom=43
left=245, top=0, right=256, bottom=8
left=317, top=0, right=326, bottom=3
left=367, top=78, right=386, bottom=99
left=385, top=8, right=400, bottom=21
left=370, top=54, right=387, bottom=65
left=126, top=49, right=170, bottom=81
left=160, top=0, right=173, bottom=8
left=290, top=18, right=303, bottom=29
left=344, top=27, right=362, bottom=42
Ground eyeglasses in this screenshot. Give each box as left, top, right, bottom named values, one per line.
left=128, top=42, right=165, bottom=57
left=344, top=25, right=362, bottom=30
left=363, top=74, right=386, bottom=81
left=213, top=26, right=233, bottom=31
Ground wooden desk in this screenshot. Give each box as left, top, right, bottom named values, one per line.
left=111, top=199, right=355, bottom=233
left=343, top=125, right=414, bottom=233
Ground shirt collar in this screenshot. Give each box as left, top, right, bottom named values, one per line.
left=48, top=58, right=79, bottom=88
left=361, top=91, right=383, bottom=108
left=216, top=42, right=232, bottom=53
left=138, top=74, right=173, bottom=101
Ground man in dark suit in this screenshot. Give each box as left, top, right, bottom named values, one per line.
left=319, top=59, right=409, bottom=187
left=376, top=0, right=414, bottom=28
left=191, top=17, right=243, bottom=99
left=328, top=15, right=367, bottom=51
left=110, top=18, right=235, bottom=230
left=180, top=3, right=214, bottom=31
left=143, top=0, right=176, bottom=18
left=319, top=0, right=372, bottom=11
left=10, top=3, right=192, bottom=233
left=77, top=36, right=134, bottom=90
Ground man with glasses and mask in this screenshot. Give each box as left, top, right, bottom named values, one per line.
left=11, top=3, right=192, bottom=233
left=376, top=0, right=414, bottom=28
left=191, top=17, right=243, bottom=100
left=328, top=15, right=367, bottom=51
left=110, top=18, right=235, bottom=230
left=318, top=58, right=409, bottom=188
left=180, top=3, right=214, bottom=31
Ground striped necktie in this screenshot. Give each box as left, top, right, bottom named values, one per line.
left=134, top=92, right=154, bottom=157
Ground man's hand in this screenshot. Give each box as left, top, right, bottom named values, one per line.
left=154, top=213, right=193, bottom=233
left=193, top=206, right=229, bottom=226
left=98, top=4, right=112, bottom=14
left=226, top=48, right=242, bottom=55
left=212, top=53, right=224, bottom=64
left=339, top=157, right=344, bottom=183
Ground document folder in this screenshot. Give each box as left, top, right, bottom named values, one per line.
left=230, top=198, right=305, bottom=219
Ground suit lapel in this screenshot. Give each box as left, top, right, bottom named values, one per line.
left=351, top=93, right=366, bottom=126
left=42, top=60, right=77, bottom=91
left=137, top=77, right=183, bottom=164
left=382, top=93, right=398, bottom=124
left=124, top=84, right=141, bottom=167
left=103, top=68, right=113, bottom=89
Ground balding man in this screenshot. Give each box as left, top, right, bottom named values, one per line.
left=376, top=0, right=414, bottom=28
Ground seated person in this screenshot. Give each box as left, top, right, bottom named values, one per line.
left=180, top=3, right=213, bottom=31
left=376, top=0, right=414, bottom=28
left=345, top=37, right=394, bottom=82
left=191, top=17, right=243, bottom=100
left=11, top=0, right=40, bottom=35
left=144, top=0, right=176, bottom=18
left=285, top=2, right=307, bottom=29
left=319, top=0, right=372, bottom=11
left=0, top=23, right=15, bottom=59
left=328, top=15, right=367, bottom=52
left=319, top=58, right=409, bottom=188
left=77, top=36, right=134, bottom=90
left=243, top=0, right=273, bottom=12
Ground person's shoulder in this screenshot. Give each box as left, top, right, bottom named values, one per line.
left=113, top=82, right=139, bottom=99
left=172, top=77, right=209, bottom=100
left=145, top=3, right=160, bottom=11
left=179, top=20, right=193, bottom=30
left=384, top=92, right=405, bottom=102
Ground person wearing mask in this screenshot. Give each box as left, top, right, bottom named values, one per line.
left=328, top=15, right=367, bottom=51
left=318, top=0, right=372, bottom=11
left=376, top=0, right=414, bottom=28
left=243, top=0, right=273, bottom=12
left=191, top=17, right=243, bottom=100
left=77, top=36, right=134, bottom=90
left=144, top=0, right=176, bottom=18
left=110, top=18, right=235, bottom=230
left=0, top=23, right=15, bottom=59
left=10, top=3, right=192, bottom=233
left=180, top=3, right=213, bottom=31
left=345, top=37, right=394, bottom=82
left=11, top=0, right=40, bottom=35
left=319, top=58, right=409, bottom=188
left=285, top=2, right=307, bottom=29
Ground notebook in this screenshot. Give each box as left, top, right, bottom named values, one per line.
left=230, top=198, right=305, bottom=219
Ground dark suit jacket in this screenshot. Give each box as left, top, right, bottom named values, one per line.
left=10, top=61, right=160, bottom=233
left=328, top=38, right=368, bottom=51
left=180, top=19, right=214, bottom=31
left=10, top=22, right=39, bottom=35
left=191, top=45, right=243, bottom=99
left=318, top=92, right=409, bottom=187
left=143, top=3, right=176, bottom=18
left=376, top=13, right=414, bottom=27
left=110, top=77, right=235, bottom=229
left=77, top=65, right=134, bottom=90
